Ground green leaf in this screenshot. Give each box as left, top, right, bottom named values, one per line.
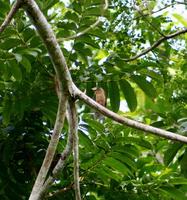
left=88, top=28, right=106, bottom=39
left=131, top=75, right=157, bottom=98
left=113, top=144, right=139, bottom=158
left=1, top=62, right=12, bottom=80
left=159, top=186, right=186, bottom=200
left=64, top=11, right=80, bottom=22
left=2, top=95, right=12, bottom=125
left=85, top=118, right=104, bottom=133
left=84, top=0, right=101, bottom=7
left=108, top=81, right=120, bottom=112
left=79, top=130, right=94, bottom=150
left=0, top=38, right=21, bottom=50
left=110, top=151, right=137, bottom=171
left=180, top=148, right=187, bottom=177
left=16, top=48, right=41, bottom=57
left=119, top=79, right=137, bottom=112
left=17, top=20, right=25, bottom=32
left=72, top=1, right=82, bottom=14
left=20, top=57, right=32, bottom=73
left=22, top=28, right=36, bottom=42
left=164, top=143, right=183, bottom=166
left=125, top=137, right=152, bottom=149
left=85, top=6, right=101, bottom=16
left=173, top=13, right=187, bottom=27
left=14, top=53, right=22, bottom=62
left=76, top=35, right=100, bottom=49
left=81, top=150, right=105, bottom=169
left=43, top=0, right=58, bottom=11
left=103, top=157, right=132, bottom=176
left=170, top=177, right=187, bottom=185
left=8, top=60, right=22, bottom=82
left=95, top=166, right=122, bottom=182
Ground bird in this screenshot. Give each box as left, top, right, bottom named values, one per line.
left=92, top=87, right=106, bottom=120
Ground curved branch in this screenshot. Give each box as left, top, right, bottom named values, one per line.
left=21, top=0, right=73, bottom=199
left=124, top=28, right=187, bottom=62
left=73, top=85, right=187, bottom=144
left=43, top=100, right=81, bottom=200
left=41, top=100, right=75, bottom=198
left=29, top=95, right=68, bottom=200
left=0, top=0, right=22, bottom=33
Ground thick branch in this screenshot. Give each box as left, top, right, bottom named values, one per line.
left=73, top=85, right=187, bottom=144
left=124, top=28, right=187, bottom=62
left=20, top=0, right=74, bottom=199
left=0, top=0, right=22, bottom=33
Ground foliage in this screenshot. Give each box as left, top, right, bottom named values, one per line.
left=0, top=0, right=187, bottom=199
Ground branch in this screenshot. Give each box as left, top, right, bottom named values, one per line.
left=62, top=19, right=101, bottom=41
left=175, top=1, right=187, bottom=5
left=0, top=0, right=22, bottom=34
left=29, top=95, right=68, bottom=200
left=123, top=28, right=187, bottom=61
left=20, top=0, right=74, bottom=199
left=133, top=4, right=165, bottom=37
left=60, top=0, right=108, bottom=41
left=71, top=100, right=81, bottom=200
left=44, top=100, right=80, bottom=200
left=133, top=2, right=179, bottom=21
left=73, top=85, right=187, bottom=144
left=41, top=101, right=75, bottom=198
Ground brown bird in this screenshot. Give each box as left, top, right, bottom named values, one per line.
left=92, top=87, right=106, bottom=107
left=92, top=87, right=106, bottom=120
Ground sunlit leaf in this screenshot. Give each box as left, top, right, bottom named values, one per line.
left=119, top=79, right=137, bottom=112
left=131, top=75, right=157, bottom=98
left=173, top=13, right=187, bottom=27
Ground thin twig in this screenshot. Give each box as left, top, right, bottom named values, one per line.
left=133, top=3, right=165, bottom=37
left=60, top=0, right=108, bottom=41
left=175, top=1, right=187, bottom=5
left=0, top=0, right=22, bottom=34
left=62, top=19, right=101, bottom=41
left=73, top=85, right=187, bottom=144
left=123, top=28, right=187, bottom=62
left=133, top=3, right=175, bottom=20
left=48, top=183, right=74, bottom=198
